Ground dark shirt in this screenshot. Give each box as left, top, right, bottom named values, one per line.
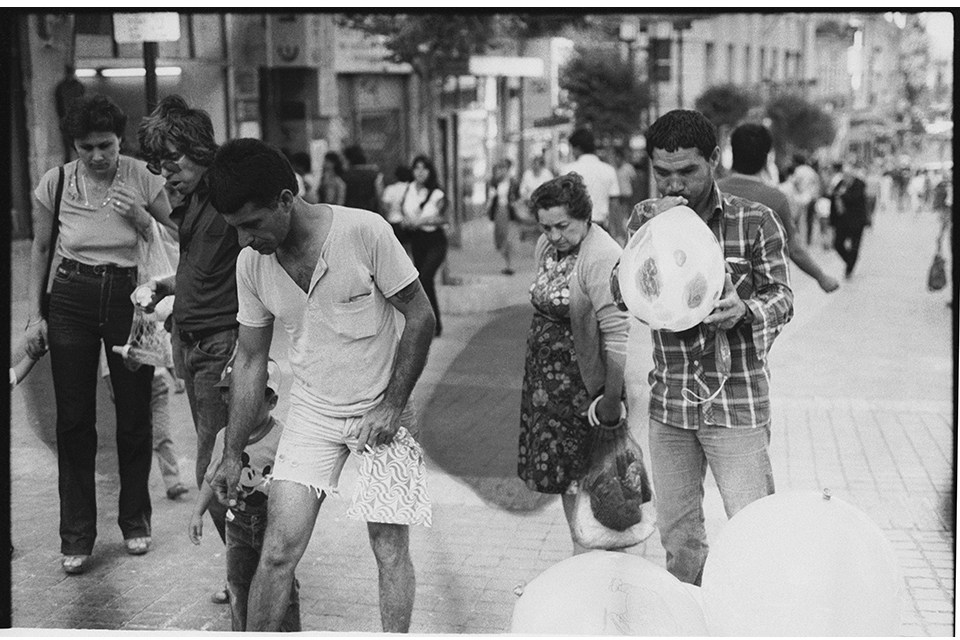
left=829, top=174, right=868, bottom=230
left=342, top=165, right=381, bottom=213
left=170, top=174, right=241, bottom=333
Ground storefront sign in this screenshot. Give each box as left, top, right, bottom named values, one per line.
left=469, top=56, right=545, bottom=78
left=113, top=13, right=180, bottom=43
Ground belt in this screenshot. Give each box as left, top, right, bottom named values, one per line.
left=177, top=324, right=237, bottom=344
left=59, top=258, right=137, bottom=277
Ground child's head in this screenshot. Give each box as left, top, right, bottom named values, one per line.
left=215, top=356, right=282, bottom=427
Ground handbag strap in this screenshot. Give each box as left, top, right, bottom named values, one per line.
left=41, top=166, right=66, bottom=317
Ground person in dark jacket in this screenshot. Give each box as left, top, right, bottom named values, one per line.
left=342, top=145, right=384, bottom=215
left=828, top=161, right=869, bottom=279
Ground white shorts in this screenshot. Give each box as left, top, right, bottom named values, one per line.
left=271, top=401, right=432, bottom=527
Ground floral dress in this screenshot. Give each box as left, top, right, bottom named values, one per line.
left=518, top=244, right=593, bottom=494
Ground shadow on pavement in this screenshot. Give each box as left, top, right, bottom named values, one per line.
left=419, top=304, right=556, bottom=513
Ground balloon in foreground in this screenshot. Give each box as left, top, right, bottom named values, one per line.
left=618, top=205, right=725, bottom=332
left=700, top=490, right=902, bottom=636
left=511, top=551, right=709, bottom=636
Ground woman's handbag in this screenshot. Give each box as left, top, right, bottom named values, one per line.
left=570, top=398, right=655, bottom=550
left=40, top=166, right=66, bottom=319
left=927, top=234, right=947, bottom=292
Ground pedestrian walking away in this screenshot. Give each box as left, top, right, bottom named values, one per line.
left=612, top=109, right=794, bottom=585
left=207, top=138, right=435, bottom=633
left=719, top=124, right=839, bottom=293
left=137, top=94, right=240, bottom=602
left=22, top=93, right=176, bottom=575
left=487, top=158, right=522, bottom=275
left=190, top=357, right=300, bottom=632
left=562, top=129, right=620, bottom=234
left=399, top=155, right=449, bottom=337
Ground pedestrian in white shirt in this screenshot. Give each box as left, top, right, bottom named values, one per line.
left=562, top=129, right=620, bottom=232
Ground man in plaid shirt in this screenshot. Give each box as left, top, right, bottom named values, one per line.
left=612, top=110, right=793, bottom=585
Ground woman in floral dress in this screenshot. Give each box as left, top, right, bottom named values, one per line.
left=518, top=172, right=630, bottom=551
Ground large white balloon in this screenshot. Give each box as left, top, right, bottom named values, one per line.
left=619, top=206, right=725, bottom=332
left=700, top=490, right=903, bottom=636
left=511, top=551, right=709, bottom=636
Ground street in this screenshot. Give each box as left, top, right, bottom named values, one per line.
left=8, top=205, right=955, bottom=635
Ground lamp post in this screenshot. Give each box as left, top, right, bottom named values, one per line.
left=673, top=19, right=692, bottom=109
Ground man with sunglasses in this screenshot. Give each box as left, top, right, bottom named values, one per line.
left=137, top=95, right=240, bottom=604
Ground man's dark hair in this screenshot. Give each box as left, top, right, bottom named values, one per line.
left=568, top=128, right=596, bottom=155
left=60, top=93, right=127, bottom=141
left=645, top=109, right=718, bottom=161
left=208, top=138, right=299, bottom=214
left=343, top=144, right=367, bottom=166
left=138, top=94, right=218, bottom=167
left=530, top=172, right=593, bottom=222
left=730, top=123, right=773, bottom=175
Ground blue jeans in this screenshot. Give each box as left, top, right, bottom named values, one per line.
left=172, top=326, right=237, bottom=542
left=649, top=419, right=775, bottom=585
left=226, top=510, right=301, bottom=632
left=47, top=259, right=154, bottom=555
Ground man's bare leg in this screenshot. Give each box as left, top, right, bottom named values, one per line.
left=247, top=480, right=324, bottom=631
left=367, top=522, right=415, bottom=632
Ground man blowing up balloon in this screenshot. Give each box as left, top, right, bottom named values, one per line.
left=610, top=109, right=794, bottom=585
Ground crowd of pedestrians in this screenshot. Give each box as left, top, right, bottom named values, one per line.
left=9, top=85, right=947, bottom=634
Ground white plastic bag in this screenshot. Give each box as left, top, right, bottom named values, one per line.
left=114, top=220, right=179, bottom=369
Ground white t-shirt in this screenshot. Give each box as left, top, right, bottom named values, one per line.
left=236, top=206, right=419, bottom=417
left=562, top=154, right=621, bottom=223
left=400, top=184, right=445, bottom=232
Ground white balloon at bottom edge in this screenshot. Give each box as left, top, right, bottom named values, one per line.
left=510, top=550, right=709, bottom=636
left=700, top=490, right=902, bottom=636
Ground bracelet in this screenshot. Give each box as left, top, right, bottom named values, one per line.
left=587, top=396, right=628, bottom=429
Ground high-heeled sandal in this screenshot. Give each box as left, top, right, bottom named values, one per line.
left=62, top=554, right=90, bottom=574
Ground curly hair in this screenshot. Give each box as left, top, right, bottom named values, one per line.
left=529, top=172, right=593, bottom=222
left=137, top=94, right=218, bottom=167
left=208, top=138, right=299, bottom=215
left=645, top=109, right=718, bottom=161
left=60, top=94, right=127, bottom=141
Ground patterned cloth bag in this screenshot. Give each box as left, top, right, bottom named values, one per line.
left=347, top=426, right=432, bottom=527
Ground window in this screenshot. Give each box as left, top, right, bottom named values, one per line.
left=727, top=43, right=735, bottom=82
left=744, top=45, right=752, bottom=83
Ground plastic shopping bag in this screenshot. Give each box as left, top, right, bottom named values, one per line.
left=113, top=221, right=179, bottom=369
left=570, top=399, right=655, bottom=550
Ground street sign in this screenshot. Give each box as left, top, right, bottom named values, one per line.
left=113, top=13, right=180, bottom=44
left=469, top=56, right=545, bottom=78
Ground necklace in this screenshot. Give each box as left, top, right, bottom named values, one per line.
left=78, top=159, right=121, bottom=209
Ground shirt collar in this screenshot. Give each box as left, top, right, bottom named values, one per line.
left=706, top=182, right=724, bottom=222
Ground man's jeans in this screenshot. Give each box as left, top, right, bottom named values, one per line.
left=172, top=326, right=236, bottom=542
left=48, top=262, right=154, bottom=555
left=226, top=511, right=301, bottom=632
left=649, top=419, right=775, bottom=585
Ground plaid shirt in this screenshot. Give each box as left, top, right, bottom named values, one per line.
left=613, top=184, right=793, bottom=429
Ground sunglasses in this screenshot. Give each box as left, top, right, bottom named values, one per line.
left=146, top=155, right=183, bottom=176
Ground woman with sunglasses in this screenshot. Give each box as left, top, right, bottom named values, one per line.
left=23, top=93, right=175, bottom=574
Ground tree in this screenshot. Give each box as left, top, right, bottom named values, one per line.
left=694, top=84, right=759, bottom=132
left=559, top=44, right=649, bottom=148
left=765, top=93, right=837, bottom=163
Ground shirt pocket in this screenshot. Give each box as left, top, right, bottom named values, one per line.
left=725, top=258, right=754, bottom=300
left=330, top=292, right=379, bottom=339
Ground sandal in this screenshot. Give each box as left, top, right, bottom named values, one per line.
left=125, top=537, right=151, bottom=555
left=211, top=586, right=230, bottom=605
left=62, top=554, right=90, bottom=574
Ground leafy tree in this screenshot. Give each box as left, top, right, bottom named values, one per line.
left=694, top=84, right=759, bottom=131
left=765, top=93, right=837, bottom=161
left=559, top=44, right=649, bottom=147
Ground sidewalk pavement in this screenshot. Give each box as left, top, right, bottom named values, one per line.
left=8, top=209, right=955, bottom=635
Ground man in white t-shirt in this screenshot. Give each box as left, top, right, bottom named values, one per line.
left=207, top=138, right=436, bottom=633
left=562, top=128, right=621, bottom=230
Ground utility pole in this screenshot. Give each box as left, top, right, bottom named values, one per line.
left=143, top=41, right=158, bottom=113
